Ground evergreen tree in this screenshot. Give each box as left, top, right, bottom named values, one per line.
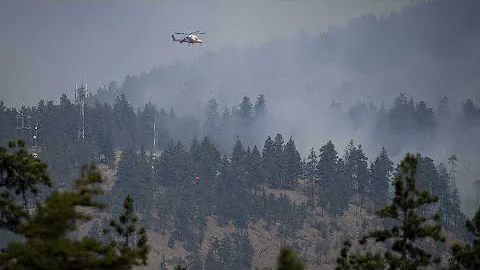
left=283, top=137, right=301, bottom=189
left=316, top=140, right=338, bottom=210
left=450, top=207, right=480, bottom=269
left=329, top=158, right=350, bottom=217
left=113, top=94, right=137, bottom=148
left=304, top=148, right=318, bottom=202
left=448, top=155, right=465, bottom=233
left=437, top=163, right=453, bottom=229
left=0, top=140, right=51, bottom=212
left=107, top=194, right=149, bottom=266
left=111, top=145, right=138, bottom=215
left=254, top=94, right=266, bottom=118
left=344, top=141, right=369, bottom=209
left=276, top=246, right=305, bottom=270
left=247, top=145, right=264, bottom=194
left=370, top=147, right=394, bottom=210
left=273, top=134, right=285, bottom=188
left=238, top=96, right=253, bottom=125
left=0, top=156, right=149, bottom=269
left=262, top=136, right=276, bottom=188
left=231, top=137, right=246, bottom=177
left=336, top=153, right=446, bottom=270
left=204, top=98, right=220, bottom=140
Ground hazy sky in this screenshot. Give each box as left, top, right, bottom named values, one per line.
left=0, top=0, right=411, bottom=108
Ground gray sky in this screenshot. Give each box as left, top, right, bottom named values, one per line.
left=0, top=0, right=410, bottom=108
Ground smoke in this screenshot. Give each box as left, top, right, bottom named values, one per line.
left=2, top=0, right=479, bottom=215
left=118, top=1, right=480, bottom=217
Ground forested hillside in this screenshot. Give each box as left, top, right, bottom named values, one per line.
left=1, top=1, right=480, bottom=269
left=1, top=92, right=477, bottom=268
left=2, top=89, right=480, bottom=209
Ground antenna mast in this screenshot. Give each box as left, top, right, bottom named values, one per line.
left=75, top=82, right=90, bottom=140
left=16, top=111, right=32, bottom=141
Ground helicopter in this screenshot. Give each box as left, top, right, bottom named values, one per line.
left=171, top=31, right=205, bottom=45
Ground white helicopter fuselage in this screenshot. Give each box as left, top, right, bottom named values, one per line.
left=172, top=34, right=204, bottom=44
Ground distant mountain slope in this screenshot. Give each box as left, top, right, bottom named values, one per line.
left=93, top=0, right=480, bottom=115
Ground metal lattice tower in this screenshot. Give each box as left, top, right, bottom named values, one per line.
left=75, top=83, right=90, bottom=140
left=16, top=111, right=32, bottom=141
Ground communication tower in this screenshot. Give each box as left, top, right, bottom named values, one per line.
left=16, top=111, right=32, bottom=141
left=75, top=83, right=90, bottom=140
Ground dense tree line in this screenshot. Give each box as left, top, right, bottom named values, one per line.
left=1, top=92, right=477, bottom=268
left=0, top=93, right=266, bottom=188
left=2, top=92, right=479, bottom=186
left=346, top=93, right=480, bottom=156
left=2, top=139, right=480, bottom=270
left=0, top=138, right=312, bottom=269
left=105, top=129, right=467, bottom=268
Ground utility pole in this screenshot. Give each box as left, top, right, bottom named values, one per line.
left=31, top=122, right=40, bottom=158
left=153, top=118, right=156, bottom=152
left=33, top=124, right=38, bottom=148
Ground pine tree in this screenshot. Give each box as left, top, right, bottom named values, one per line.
left=316, top=140, right=338, bottom=210
left=111, top=144, right=138, bottom=215
left=370, top=147, right=394, bottom=210
left=437, top=163, right=453, bottom=229
left=343, top=141, right=369, bottom=210
left=336, top=240, right=385, bottom=270
left=273, top=134, right=285, bottom=188
left=231, top=137, right=246, bottom=177
left=238, top=96, right=253, bottom=124
left=336, top=153, right=446, bottom=270
left=248, top=145, right=264, bottom=194
left=204, top=98, right=220, bottom=140
left=262, top=136, right=276, bottom=188
left=254, top=94, right=266, bottom=118
left=356, top=145, right=370, bottom=209
left=0, top=159, right=149, bottom=269
left=107, top=194, right=149, bottom=265
left=0, top=140, right=51, bottom=213
left=305, top=148, right=318, bottom=202
left=276, top=246, right=305, bottom=270
left=283, top=137, right=301, bottom=189
left=450, top=207, right=480, bottom=269
left=330, top=158, right=350, bottom=217
left=448, top=155, right=465, bottom=233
